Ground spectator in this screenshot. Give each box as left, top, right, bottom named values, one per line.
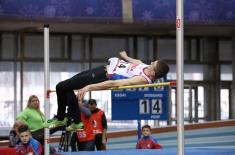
left=136, top=125, right=162, bottom=149
left=70, top=98, right=95, bottom=151
left=9, top=120, right=24, bottom=147
left=87, top=99, right=107, bottom=150
left=16, top=124, right=42, bottom=155
left=16, top=95, right=62, bottom=145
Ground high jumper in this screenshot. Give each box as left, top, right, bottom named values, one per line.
left=44, top=51, right=169, bottom=131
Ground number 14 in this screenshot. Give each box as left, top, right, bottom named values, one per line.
left=139, top=99, right=162, bottom=114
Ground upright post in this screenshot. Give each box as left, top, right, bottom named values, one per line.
left=44, top=24, right=50, bottom=155
left=176, top=0, right=184, bottom=155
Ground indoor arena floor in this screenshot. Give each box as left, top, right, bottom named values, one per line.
left=55, top=125, right=235, bottom=155
left=57, top=148, right=235, bottom=155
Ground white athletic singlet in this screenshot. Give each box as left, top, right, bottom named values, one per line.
left=106, top=57, right=152, bottom=84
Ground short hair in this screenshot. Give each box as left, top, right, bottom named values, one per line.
left=88, top=99, right=97, bottom=105
left=13, top=120, right=24, bottom=131
left=142, top=125, right=151, bottom=131
left=154, top=60, right=169, bottom=79
left=18, top=124, right=30, bottom=134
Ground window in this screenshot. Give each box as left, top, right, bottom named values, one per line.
left=156, top=38, right=190, bottom=60
left=219, top=40, right=232, bottom=61
left=71, top=35, right=86, bottom=60
left=198, top=86, right=204, bottom=119
left=170, top=86, right=205, bottom=123
left=24, top=35, right=66, bottom=58
left=1, top=33, right=16, bottom=59
left=167, top=64, right=204, bottom=81
left=220, top=89, right=229, bottom=120
left=137, top=37, right=153, bottom=61
left=92, top=37, right=128, bottom=60
left=22, top=62, right=84, bottom=117
left=221, top=65, right=232, bottom=81
left=0, top=62, right=14, bottom=127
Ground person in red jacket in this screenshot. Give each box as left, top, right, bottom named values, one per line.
left=74, top=98, right=95, bottom=151
left=136, top=125, right=162, bottom=149
left=87, top=99, right=107, bottom=150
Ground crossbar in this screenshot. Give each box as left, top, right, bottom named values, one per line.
left=111, top=81, right=176, bottom=90
left=47, top=81, right=176, bottom=94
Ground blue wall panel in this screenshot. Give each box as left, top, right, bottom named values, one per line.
left=133, top=0, right=176, bottom=23
left=0, top=0, right=122, bottom=21
left=0, top=0, right=235, bottom=24
left=133, top=0, right=235, bottom=24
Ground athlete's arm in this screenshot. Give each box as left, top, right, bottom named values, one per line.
left=119, top=51, right=143, bottom=64
left=77, top=76, right=148, bottom=99
left=78, top=97, right=91, bottom=117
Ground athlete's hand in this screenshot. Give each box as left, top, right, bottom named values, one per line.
left=119, top=51, right=128, bottom=58
left=77, top=86, right=89, bottom=100
left=77, top=95, right=83, bottom=107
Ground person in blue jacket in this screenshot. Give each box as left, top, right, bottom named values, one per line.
left=136, top=125, right=162, bottom=149
left=16, top=124, right=42, bottom=155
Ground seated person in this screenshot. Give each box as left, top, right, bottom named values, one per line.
left=16, top=124, right=42, bottom=155
left=16, top=95, right=63, bottom=145
left=136, top=125, right=162, bottom=149
left=9, top=120, right=25, bottom=147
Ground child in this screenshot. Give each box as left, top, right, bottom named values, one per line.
left=16, top=124, right=42, bottom=155
left=136, top=125, right=162, bottom=149
left=9, top=120, right=25, bottom=147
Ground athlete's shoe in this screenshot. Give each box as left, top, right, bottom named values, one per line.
left=43, top=117, right=67, bottom=128
left=66, top=122, right=84, bottom=131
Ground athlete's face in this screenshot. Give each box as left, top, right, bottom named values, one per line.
left=150, top=61, right=158, bottom=69
left=142, top=127, right=151, bottom=137
left=19, top=131, right=31, bottom=144
left=149, top=61, right=158, bottom=77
